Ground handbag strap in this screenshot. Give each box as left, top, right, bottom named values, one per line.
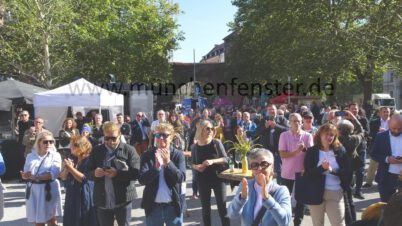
left=251, top=206, right=267, bottom=226
left=34, top=152, right=50, bottom=177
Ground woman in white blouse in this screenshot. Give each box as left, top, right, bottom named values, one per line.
left=20, top=131, right=62, bottom=226
left=303, top=123, right=351, bottom=226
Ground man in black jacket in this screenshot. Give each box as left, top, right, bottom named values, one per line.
left=363, top=107, right=390, bottom=188
left=85, top=121, right=140, bottom=226
left=130, top=112, right=150, bottom=156
left=256, top=114, right=287, bottom=184
left=139, top=123, right=186, bottom=226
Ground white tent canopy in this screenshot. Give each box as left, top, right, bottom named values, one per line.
left=33, top=78, right=124, bottom=135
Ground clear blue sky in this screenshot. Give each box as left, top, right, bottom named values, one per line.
left=173, top=0, right=237, bottom=63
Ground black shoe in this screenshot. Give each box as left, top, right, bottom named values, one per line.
left=362, top=183, right=372, bottom=188
left=353, top=192, right=365, bottom=200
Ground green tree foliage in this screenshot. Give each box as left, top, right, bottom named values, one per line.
left=228, top=0, right=401, bottom=103
left=0, top=0, right=182, bottom=87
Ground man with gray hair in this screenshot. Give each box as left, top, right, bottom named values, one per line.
left=337, top=114, right=365, bottom=225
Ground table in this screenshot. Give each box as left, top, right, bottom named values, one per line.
left=218, top=168, right=254, bottom=182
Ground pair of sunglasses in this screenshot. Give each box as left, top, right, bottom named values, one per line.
left=155, top=133, right=171, bottom=139
left=205, top=127, right=215, bottom=132
left=42, top=140, right=54, bottom=145
left=250, top=161, right=271, bottom=170
left=104, top=136, right=119, bottom=142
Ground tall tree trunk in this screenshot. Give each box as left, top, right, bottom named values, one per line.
left=44, top=31, right=52, bottom=87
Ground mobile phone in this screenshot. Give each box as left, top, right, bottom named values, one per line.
left=335, top=111, right=347, bottom=117
left=103, top=166, right=111, bottom=170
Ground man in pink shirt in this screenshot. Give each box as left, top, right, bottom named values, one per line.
left=278, top=113, right=313, bottom=226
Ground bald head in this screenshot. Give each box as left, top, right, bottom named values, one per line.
left=388, top=114, right=402, bottom=137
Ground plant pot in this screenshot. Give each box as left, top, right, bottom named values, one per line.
left=241, top=156, right=248, bottom=174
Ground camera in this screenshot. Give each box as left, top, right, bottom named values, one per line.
left=395, top=156, right=402, bottom=160
left=265, top=116, right=275, bottom=121
left=103, top=166, right=111, bottom=170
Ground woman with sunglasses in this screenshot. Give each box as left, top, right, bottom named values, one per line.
left=192, top=119, right=230, bottom=226
left=303, top=123, right=350, bottom=226
left=227, top=148, right=292, bottom=226
left=60, top=135, right=99, bottom=226
left=20, top=131, right=62, bottom=226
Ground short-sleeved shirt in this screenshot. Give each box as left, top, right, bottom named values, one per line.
left=278, top=130, right=313, bottom=180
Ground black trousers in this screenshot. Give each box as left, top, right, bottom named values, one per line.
left=198, top=180, right=230, bottom=226
left=282, top=178, right=305, bottom=226
left=97, top=202, right=132, bottom=226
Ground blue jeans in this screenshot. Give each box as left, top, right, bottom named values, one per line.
left=145, top=204, right=183, bottom=226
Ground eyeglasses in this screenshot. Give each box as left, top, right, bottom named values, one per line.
left=104, top=136, right=119, bottom=142
left=154, top=133, right=170, bottom=139
left=42, top=140, right=54, bottom=145
left=136, top=115, right=142, bottom=117
left=35, top=121, right=43, bottom=124
left=250, top=161, right=271, bottom=170
left=205, top=127, right=215, bottom=132
left=20, top=114, right=28, bottom=116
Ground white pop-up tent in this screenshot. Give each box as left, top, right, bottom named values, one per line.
left=33, top=78, right=124, bottom=135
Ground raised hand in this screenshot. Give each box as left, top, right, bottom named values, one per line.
left=322, top=159, right=331, bottom=171
left=241, top=177, right=248, bottom=200
left=160, top=148, right=171, bottom=165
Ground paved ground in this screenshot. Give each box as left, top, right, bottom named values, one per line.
left=0, top=169, right=380, bottom=226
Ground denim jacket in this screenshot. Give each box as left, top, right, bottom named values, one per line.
left=227, top=180, right=292, bottom=226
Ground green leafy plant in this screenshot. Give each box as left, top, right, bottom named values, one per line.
left=226, top=135, right=261, bottom=159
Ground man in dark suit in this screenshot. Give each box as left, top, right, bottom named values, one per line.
left=265, top=104, right=289, bottom=128
left=371, top=114, right=402, bottom=202
left=256, top=108, right=288, bottom=184
left=131, top=112, right=151, bottom=156
left=364, top=107, right=390, bottom=188
left=85, top=121, right=140, bottom=226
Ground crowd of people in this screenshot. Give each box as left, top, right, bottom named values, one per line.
left=7, top=101, right=402, bottom=226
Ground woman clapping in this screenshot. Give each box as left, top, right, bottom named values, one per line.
left=20, top=131, right=62, bottom=226
left=227, top=148, right=292, bottom=226
left=59, top=135, right=98, bottom=226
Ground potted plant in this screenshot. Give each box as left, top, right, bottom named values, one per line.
left=226, top=135, right=261, bottom=174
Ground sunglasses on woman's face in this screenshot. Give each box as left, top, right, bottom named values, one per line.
left=42, top=140, right=54, bottom=145
left=250, top=161, right=271, bottom=170
left=154, top=133, right=171, bottom=140
left=205, top=127, right=215, bottom=132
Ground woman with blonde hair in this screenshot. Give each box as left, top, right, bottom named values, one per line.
left=20, top=131, right=62, bottom=226
left=59, top=135, right=99, bottom=226
left=214, top=113, right=225, bottom=142
left=303, top=123, right=350, bottom=226
left=192, top=119, right=230, bottom=226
